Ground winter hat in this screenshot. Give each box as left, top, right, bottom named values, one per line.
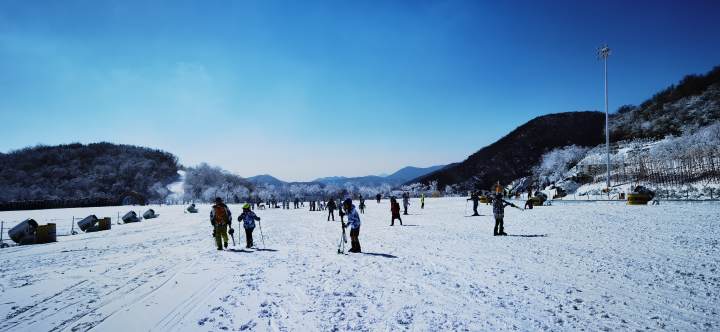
left=243, top=203, right=251, bottom=209
left=343, top=197, right=353, bottom=206
left=215, top=197, right=223, bottom=203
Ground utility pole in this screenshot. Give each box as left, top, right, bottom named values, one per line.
left=598, top=44, right=611, bottom=198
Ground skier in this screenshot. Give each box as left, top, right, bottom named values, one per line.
left=390, top=197, right=402, bottom=226
left=402, top=192, right=410, bottom=215
left=327, top=198, right=337, bottom=221
left=376, top=193, right=381, bottom=203
left=210, top=197, right=232, bottom=250
left=337, top=199, right=345, bottom=223
left=341, top=198, right=362, bottom=253
left=420, top=193, right=425, bottom=209
left=359, top=196, right=366, bottom=214
left=467, top=191, right=481, bottom=216
left=238, top=203, right=261, bottom=248
left=524, top=198, right=534, bottom=210
left=490, top=192, right=517, bottom=236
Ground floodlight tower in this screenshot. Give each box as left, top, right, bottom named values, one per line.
left=598, top=44, right=611, bottom=198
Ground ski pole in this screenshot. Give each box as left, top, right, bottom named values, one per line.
left=258, top=220, right=265, bottom=249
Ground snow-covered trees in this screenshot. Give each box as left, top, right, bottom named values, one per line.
left=0, top=142, right=180, bottom=203
left=533, top=145, right=589, bottom=186
left=182, top=163, right=253, bottom=203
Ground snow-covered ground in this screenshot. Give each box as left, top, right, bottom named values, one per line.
left=0, top=198, right=718, bottom=331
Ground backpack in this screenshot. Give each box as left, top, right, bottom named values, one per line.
left=213, top=205, right=228, bottom=225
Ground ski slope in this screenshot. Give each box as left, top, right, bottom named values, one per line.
left=0, top=198, right=718, bottom=331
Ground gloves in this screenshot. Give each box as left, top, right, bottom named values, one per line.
left=229, top=228, right=235, bottom=235
left=212, top=229, right=216, bottom=237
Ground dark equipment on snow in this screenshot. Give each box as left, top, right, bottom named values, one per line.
left=186, top=204, right=198, bottom=213
left=143, top=209, right=159, bottom=219
left=77, top=215, right=99, bottom=232
left=35, top=223, right=57, bottom=244
left=84, top=217, right=111, bottom=232
left=529, top=192, right=548, bottom=206
left=8, top=219, right=39, bottom=245
left=8, top=219, right=56, bottom=245
left=229, top=227, right=236, bottom=246
left=628, top=186, right=655, bottom=205
left=122, top=211, right=141, bottom=223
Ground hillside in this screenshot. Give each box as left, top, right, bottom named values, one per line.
left=0, top=143, right=180, bottom=204
left=610, top=65, right=720, bottom=140
left=413, top=112, right=605, bottom=190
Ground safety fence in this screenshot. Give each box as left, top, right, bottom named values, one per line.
left=584, top=155, right=720, bottom=189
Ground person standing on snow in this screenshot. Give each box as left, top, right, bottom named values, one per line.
left=490, top=193, right=517, bottom=236
left=390, top=197, right=402, bottom=226
left=327, top=198, right=337, bottom=221
left=210, top=197, right=232, bottom=250
left=402, top=192, right=410, bottom=215
left=420, top=193, right=425, bottom=209
left=376, top=193, right=382, bottom=204
left=359, top=195, right=366, bottom=214
left=467, top=191, right=481, bottom=216
left=238, top=203, right=261, bottom=248
left=340, top=198, right=362, bottom=253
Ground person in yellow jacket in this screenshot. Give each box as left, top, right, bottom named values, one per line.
left=420, top=193, right=425, bottom=209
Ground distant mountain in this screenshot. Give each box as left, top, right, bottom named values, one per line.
left=412, top=112, right=606, bottom=190
left=312, top=165, right=446, bottom=187
left=247, top=174, right=288, bottom=187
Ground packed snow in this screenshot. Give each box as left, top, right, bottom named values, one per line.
left=0, top=198, right=718, bottom=331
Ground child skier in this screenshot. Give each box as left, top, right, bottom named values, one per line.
left=390, top=197, right=402, bottom=226
left=238, top=203, right=261, bottom=248
left=341, top=198, right=362, bottom=253
left=210, top=197, right=232, bottom=250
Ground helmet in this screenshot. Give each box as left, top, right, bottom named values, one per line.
left=242, top=203, right=251, bottom=209
left=215, top=197, right=223, bottom=203
left=343, top=198, right=352, bottom=206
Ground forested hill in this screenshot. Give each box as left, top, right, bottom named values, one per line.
left=411, top=111, right=605, bottom=189
left=610, top=65, right=720, bottom=141
left=0, top=143, right=180, bottom=203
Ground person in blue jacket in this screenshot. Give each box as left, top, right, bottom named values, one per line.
left=341, top=198, right=362, bottom=253
left=238, top=203, right=261, bottom=248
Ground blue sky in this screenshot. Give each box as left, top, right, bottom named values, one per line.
left=1, top=0, right=719, bottom=181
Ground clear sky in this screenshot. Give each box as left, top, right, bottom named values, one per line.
left=2, top=0, right=719, bottom=181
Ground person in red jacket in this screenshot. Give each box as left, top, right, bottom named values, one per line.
left=390, top=197, right=403, bottom=226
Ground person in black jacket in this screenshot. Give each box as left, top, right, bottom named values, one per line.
left=327, top=198, right=337, bottom=221
left=467, top=191, right=481, bottom=216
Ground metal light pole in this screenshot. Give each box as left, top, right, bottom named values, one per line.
left=598, top=44, right=611, bottom=198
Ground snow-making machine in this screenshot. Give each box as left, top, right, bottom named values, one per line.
left=627, top=186, right=655, bottom=205
left=143, top=209, right=159, bottom=219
